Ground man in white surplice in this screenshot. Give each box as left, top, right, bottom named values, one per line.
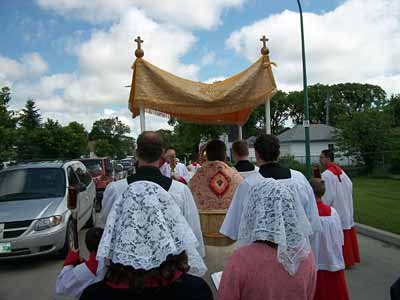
left=220, top=134, right=321, bottom=241
left=160, top=147, right=191, bottom=184
left=100, top=131, right=205, bottom=258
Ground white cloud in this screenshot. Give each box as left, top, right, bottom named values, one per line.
left=0, top=52, right=48, bottom=81
left=226, top=0, right=400, bottom=95
left=200, top=52, right=217, bottom=66
left=36, top=0, right=244, bottom=30
left=4, top=8, right=199, bottom=135
left=204, top=76, right=226, bottom=83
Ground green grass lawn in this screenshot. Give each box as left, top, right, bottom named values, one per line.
left=353, top=177, right=400, bottom=235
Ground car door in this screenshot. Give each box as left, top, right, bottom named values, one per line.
left=72, top=163, right=90, bottom=229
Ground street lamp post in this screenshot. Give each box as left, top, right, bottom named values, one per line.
left=296, top=0, right=311, bottom=178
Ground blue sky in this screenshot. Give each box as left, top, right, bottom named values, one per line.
left=0, top=0, right=398, bottom=136
left=1, top=0, right=342, bottom=80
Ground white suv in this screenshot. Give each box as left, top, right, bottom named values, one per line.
left=0, top=161, right=96, bottom=259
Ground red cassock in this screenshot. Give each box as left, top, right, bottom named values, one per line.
left=343, top=227, right=361, bottom=267
left=326, top=163, right=361, bottom=268
left=314, top=201, right=350, bottom=300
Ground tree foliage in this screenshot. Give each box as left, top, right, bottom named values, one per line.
left=90, top=117, right=135, bottom=158
left=336, top=110, right=392, bottom=170
left=0, top=87, right=17, bottom=162
left=19, top=99, right=42, bottom=130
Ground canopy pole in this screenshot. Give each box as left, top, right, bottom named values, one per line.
left=265, top=99, right=271, bottom=134
left=140, top=105, right=146, bottom=133
left=238, top=125, right=243, bottom=140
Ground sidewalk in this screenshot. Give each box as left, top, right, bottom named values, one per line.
left=203, top=234, right=400, bottom=300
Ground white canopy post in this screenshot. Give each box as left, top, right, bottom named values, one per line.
left=265, top=99, right=271, bottom=134
left=238, top=125, right=243, bottom=140
left=139, top=105, right=146, bottom=133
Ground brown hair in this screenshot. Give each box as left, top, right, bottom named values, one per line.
left=232, top=140, right=249, bottom=157
left=136, top=131, right=164, bottom=163
left=206, top=140, right=226, bottom=161
left=254, top=134, right=280, bottom=162
left=105, top=251, right=189, bottom=293
left=310, top=178, right=326, bottom=198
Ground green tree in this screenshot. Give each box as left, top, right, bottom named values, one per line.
left=336, top=110, right=392, bottom=171
left=167, top=119, right=228, bottom=159
left=63, top=122, right=88, bottom=158
left=90, top=117, right=134, bottom=158
left=36, top=119, right=65, bottom=159
left=94, top=139, right=114, bottom=158
left=0, top=87, right=17, bottom=162
left=288, top=83, right=387, bottom=126
left=16, top=100, right=43, bottom=160
left=19, top=99, right=42, bottom=129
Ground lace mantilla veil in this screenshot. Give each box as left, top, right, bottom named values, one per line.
left=97, top=181, right=207, bottom=276
left=237, top=178, right=311, bottom=276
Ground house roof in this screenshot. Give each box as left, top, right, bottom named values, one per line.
left=278, top=124, right=337, bottom=143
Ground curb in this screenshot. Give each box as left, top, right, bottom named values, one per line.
left=355, top=223, right=400, bottom=248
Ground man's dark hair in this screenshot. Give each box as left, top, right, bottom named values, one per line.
left=254, top=134, right=280, bottom=162
left=321, top=149, right=334, bottom=162
left=232, top=140, right=249, bottom=157
left=136, top=131, right=164, bottom=163
left=310, top=178, right=326, bottom=198
left=206, top=139, right=227, bottom=161
left=165, top=146, right=176, bottom=153
left=85, top=227, right=104, bottom=253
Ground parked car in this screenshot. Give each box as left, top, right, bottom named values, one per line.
left=0, top=161, right=96, bottom=260
left=119, top=158, right=136, bottom=176
left=79, top=158, right=114, bottom=211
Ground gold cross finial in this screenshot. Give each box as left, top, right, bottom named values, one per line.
left=134, top=36, right=144, bottom=58
left=260, top=35, right=269, bottom=55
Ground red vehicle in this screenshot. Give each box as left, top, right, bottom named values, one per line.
left=79, top=158, right=114, bottom=211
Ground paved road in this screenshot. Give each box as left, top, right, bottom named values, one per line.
left=0, top=233, right=399, bottom=300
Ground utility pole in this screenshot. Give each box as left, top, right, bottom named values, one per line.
left=296, top=0, right=311, bottom=178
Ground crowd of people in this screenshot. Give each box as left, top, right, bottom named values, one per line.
left=54, top=130, right=372, bottom=300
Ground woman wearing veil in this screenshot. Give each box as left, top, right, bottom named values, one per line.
left=218, top=178, right=317, bottom=300
left=80, top=181, right=211, bottom=300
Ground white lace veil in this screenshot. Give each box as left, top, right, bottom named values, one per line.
left=237, top=178, right=311, bottom=276
left=97, top=181, right=207, bottom=276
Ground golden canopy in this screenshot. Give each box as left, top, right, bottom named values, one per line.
left=128, top=53, right=277, bottom=126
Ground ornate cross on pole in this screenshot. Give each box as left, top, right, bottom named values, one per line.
left=260, top=35, right=269, bottom=55
left=135, top=36, right=144, bottom=58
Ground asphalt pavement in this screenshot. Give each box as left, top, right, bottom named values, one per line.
left=0, top=232, right=399, bottom=300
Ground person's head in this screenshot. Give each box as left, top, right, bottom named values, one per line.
left=135, top=131, right=164, bottom=166
left=238, top=179, right=310, bottom=275
left=97, top=181, right=207, bottom=288
left=206, top=139, right=227, bottom=162
left=254, top=134, right=280, bottom=166
left=85, top=227, right=104, bottom=253
left=232, top=140, right=249, bottom=163
left=320, top=149, right=334, bottom=168
left=105, top=251, right=189, bottom=291
left=309, top=178, right=326, bottom=200
left=164, top=147, right=177, bottom=164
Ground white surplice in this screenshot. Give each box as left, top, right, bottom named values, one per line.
left=160, top=162, right=191, bottom=182
left=321, top=170, right=354, bottom=230
left=232, top=166, right=260, bottom=179
left=54, top=260, right=106, bottom=300
left=310, top=208, right=345, bottom=272
left=220, top=170, right=321, bottom=241
left=100, top=179, right=205, bottom=257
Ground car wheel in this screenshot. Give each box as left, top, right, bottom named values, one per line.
left=59, top=219, right=76, bottom=257
left=85, top=204, right=96, bottom=228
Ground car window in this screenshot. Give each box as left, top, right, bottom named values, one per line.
left=105, top=159, right=113, bottom=173
left=73, top=163, right=92, bottom=187
left=67, top=167, right=80, bottom=186
left=80, top=160, right=103, bottom=174
left=0, top=168, right=66, bottom=201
